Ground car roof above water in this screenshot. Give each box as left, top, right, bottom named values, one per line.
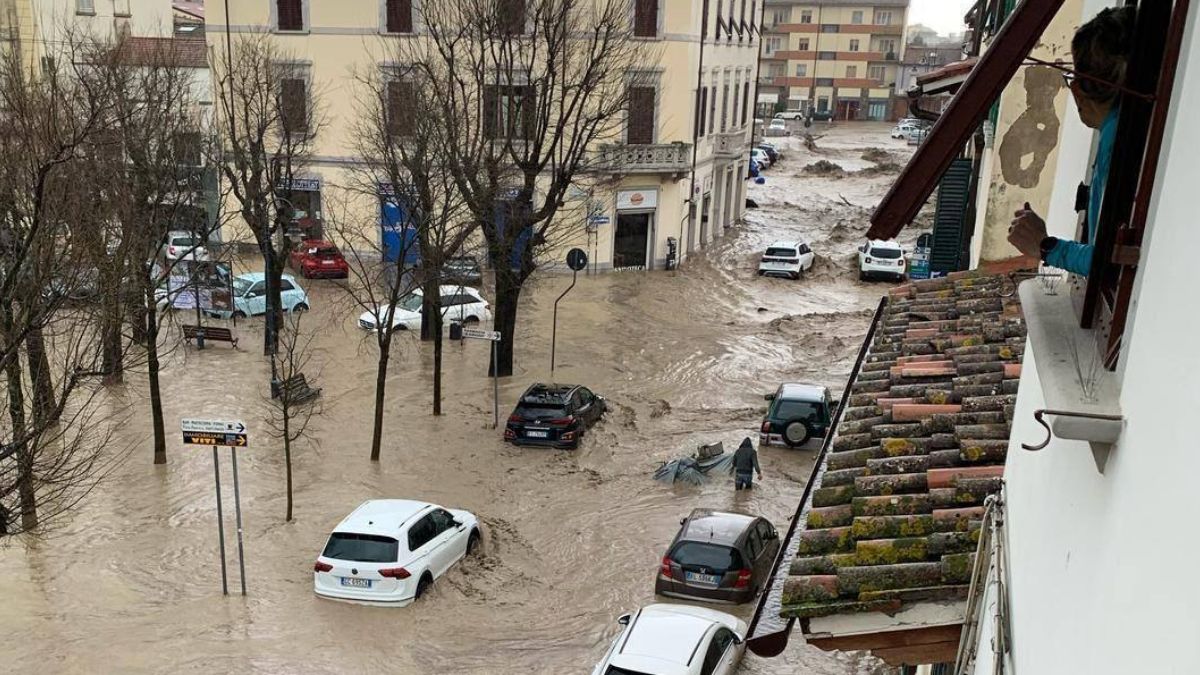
left=777, top=382, right=827, bottom=401
left=333, top=499, right=431, bottom=538
left=679, top=509, right=757, bottom=546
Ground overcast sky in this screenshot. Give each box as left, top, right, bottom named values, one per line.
left=908, top=0, right=975, bottom=35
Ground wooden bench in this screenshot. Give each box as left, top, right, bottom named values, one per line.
left=272, top=373, right=321, bottom=404
left=183, top=324, right=238, bottom=348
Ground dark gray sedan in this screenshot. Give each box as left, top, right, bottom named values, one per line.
left=655, top=509, right=780, bottom=604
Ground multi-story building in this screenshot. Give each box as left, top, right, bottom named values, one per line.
left=895, top=42, right=963, bottom=115
left=0, top=0, right=175, bottom=69
left=759, top=0, right=909, bottom=121
left=207, top=1, right=760, bottom=271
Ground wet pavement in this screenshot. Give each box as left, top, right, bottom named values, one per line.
left=0, top=122, right=917, bottom=674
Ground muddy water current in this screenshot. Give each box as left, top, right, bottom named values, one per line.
left=0, top=124, right=915, bottom=674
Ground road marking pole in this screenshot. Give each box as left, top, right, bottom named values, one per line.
left=212, top=446, right=228, bottom=595
left=230, top=445, right=247, bottom=596
left=492, top=339, right=499, bottom=429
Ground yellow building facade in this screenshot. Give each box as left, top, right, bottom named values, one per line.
left=208, top=0, right=761, bottom=271
left=760, top=0, right=908, bottom=120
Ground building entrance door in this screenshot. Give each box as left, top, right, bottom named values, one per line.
left=613, top=213, right=651, bottom=269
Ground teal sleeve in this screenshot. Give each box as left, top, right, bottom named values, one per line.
left=1044, top=238, right=1094, bottom=277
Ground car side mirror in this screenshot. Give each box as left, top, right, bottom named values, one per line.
left=679, top=517, right=687, bottom=526
left=764, top=393, right=775, bottom=401
left=766, top=529, right=779, bottom=540
left=453, top=518, right=464, bottom=528
left=732, top=635, right=744, bottom=645
left=617, top=614, right=631, bottom=626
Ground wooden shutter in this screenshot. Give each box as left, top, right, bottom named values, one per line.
left=929, top=158, right=972, bottom=274
left=695, top=87, right=706, bottom=139
left=483, top=86, right=499, bottom=138
left=498, top=0, right=525, bottom=35
left=387, top=80, right=415, bottom=136
left=276, top=0, right=303, bottom=31
left=634, top=0, right=657, bottom=38
left=741, top=81, right=750, bottom=126
left=386, top=0, right=413, bottom=33
left=520, top=85, right=537, bottom=140
left=627, top=86, right=655, bottom=145
left=280, top=78, right=307, bottom=133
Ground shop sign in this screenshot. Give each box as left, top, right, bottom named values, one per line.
left=616, top=189, right=657, bottom=211
left=277, top=177, right=321, bottom=192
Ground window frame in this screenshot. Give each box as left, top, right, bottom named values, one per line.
left=383, top=68, right=417, bottom=138
left=380, top=0, right=415, bottom=35
left=626, top=81, right=658, bottom=145
left=849, top=38, right=860, bottom=52
left=276, top=64, right=311, bottom=135
left=795, top=63, right=807, bottom=77
left=845, top=65, right=857, bottom=79
left=799, top=9, right=812, bottom=24
left=75, top=0, right=95, bottom=15
left=873, top=10, right=893, bottom=26
left=113, top=0, right=131, bottom=17
left=851, top=10, right=863, bottom=25
left=272, top=0, right=309, bottom=33
left=407, top=514, right=436, bottom=551
left=798, top=37, right=810, bottom=51
left=632, top=0, right=661, bottom=39
left=483, top=82, right=537, bottom=141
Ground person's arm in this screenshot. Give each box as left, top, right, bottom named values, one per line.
left=753, top=451, right=762, bottom=476
left=1042, top=238, right=1094, bottom=277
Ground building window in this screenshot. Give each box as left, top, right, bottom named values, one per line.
left=818, top=51, right=835, bottom=60
left=795, top=63, right=807, bottom=77
left=874, top=10, right=893, bottom=25
left=702, top=0, right=710, bottom=38
left=766, top=36, right=781, bottom=54
left=731, top=77, right=740, bottom=127
left=720, top=81, right=729, bottom=132
left=114, top=0, right=131, bottom=17
left=483, top=84, right=537, bottom=140
left=878, top=38, right=897, bottom=56
left=384, top=0, right=413, bottom=34
left=849, top=39, right=860, bottom=52
left=696, top=86, right=707, bottom=139
left=767, top=63, right=785, bottom=77
left=174, top=131, right=203, bottom=167
left=770, top=8, right=790, bottom=26
left=627, top=86, right=656, bottom=144
left=708, top=80, right=716, bottom=134
left=280, top=76, right=309, bottom=133
left=798, top=37, right=809, bottom=50
left=800, top=9, right=812, bottom=24
left=741, top=81, right=750, bottom=126
left=634, top=0, right=658, bottom=38
left=276, top=0, right=304, bottom=31
left=851, top=10, right=863, bottom=24
left=845, top=65, right=857, bottom=79
left=386, top=79, right=415, bottom=136
left=820, top=24, right=838, bottom=33
left=868, top=65, right=886, bottom=82
left=749, top=0, right=756, bottom=34
left=75, top=0, right=94, bottom=14
left=498, top=0, right=526, bottom=35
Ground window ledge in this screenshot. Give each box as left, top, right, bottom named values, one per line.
left=1018, top=280, right=1125, bottom=469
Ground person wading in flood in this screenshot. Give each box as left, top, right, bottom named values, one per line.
left=732, top=438, right=763, bottom=490
left=1008, top=6, right=1139, bottom=274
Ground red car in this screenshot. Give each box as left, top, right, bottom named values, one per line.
left=290, top=239, right=349, bottom=279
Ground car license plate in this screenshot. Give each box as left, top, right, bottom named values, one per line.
left=685, top=572, right=721, bottom=586
left=526, top=429, right=549, bottom=438
left=322, top=260, right=334, bottom=265
left=340, top=577, right=371, bottom=589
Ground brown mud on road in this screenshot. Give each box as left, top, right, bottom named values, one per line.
left=0, top=123, right=914, bottom=674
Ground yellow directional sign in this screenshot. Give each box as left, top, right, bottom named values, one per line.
left=182, top=431, right=248, bottom=446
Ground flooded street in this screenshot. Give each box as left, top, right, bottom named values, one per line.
left=0, top=123, right=917, bottom=674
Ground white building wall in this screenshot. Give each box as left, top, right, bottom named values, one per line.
left=971, top=9, right=1200, bottom=675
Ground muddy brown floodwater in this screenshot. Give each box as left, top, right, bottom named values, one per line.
left=0, top=123, right=918, bottom=674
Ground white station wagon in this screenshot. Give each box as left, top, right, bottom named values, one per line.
left=313, top=499, right=481, bottom=606
left=757, top=240, right=815, bottom=280
left=358, top=285, right=491, bottom=333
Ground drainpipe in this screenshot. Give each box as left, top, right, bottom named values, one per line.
left=682, top=4, right=709, bottom=261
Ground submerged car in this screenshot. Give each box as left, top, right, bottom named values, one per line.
left=313, top=499, right=481, bottom=606
left=164, top=230, right=209, bottom=262
left=591, top=603, right=747, bottom=675
left=289, top=239, right=349, bottom=279
left=504, top=383, right=606, bottom=449
left=750, top=147, right=771, bottom=169
left=439, top=256, right=483, bottom=285
left=760, top=382, right=835, bottom=448
left=655, top=509, right=781, bottom=604
left=757, top=240, right=814, bottom=280
left=858, top=238, right=908, bottom=281
left=206, top=272, right=309, bottom=319
left=357, top=285, right=491, bottom=333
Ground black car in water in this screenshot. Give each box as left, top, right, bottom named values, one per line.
left=504, top=383, right=605, bottom=449
left=759, top=383, right=836, bottom=448
left=440, top=256, right=483, bottom=285
left=655, top=509, right=781, bottom=605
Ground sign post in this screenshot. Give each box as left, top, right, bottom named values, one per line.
left=551, top=248, right=589, bottom=376
left=461, top=328, right=502, bottom=428
left=183, top=418, right=248, bottom=596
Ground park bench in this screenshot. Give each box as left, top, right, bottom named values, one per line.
left=272, top=373, right=321, bottom=404
left=182, top=324, right=238, bottom=348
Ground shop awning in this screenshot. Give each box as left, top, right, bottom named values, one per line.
left=866, top=0, right=1067, bottom=241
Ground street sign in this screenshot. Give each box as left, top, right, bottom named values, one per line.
left=566, top=247, right=588, bottom=272
left=461, top=328, right=501, bottom=341
left=182, top=419, right=248, bottom=447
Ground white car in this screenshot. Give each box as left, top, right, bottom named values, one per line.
left=767, top=118, right=787, bottom=133
left=313, top=499, right=481, bottom=606
left=773, top=109, right=805, bottom=120
left=750, top=148, right=771, bottom=168
left=358, top=285, right=491, bottom=332
left=592, top=604, right=747, bottom=675
left=758, top=240, right=815, bottom=279
left=164, top=230, right=209, bottom=262
left=858, top=239, right=907, bottom=281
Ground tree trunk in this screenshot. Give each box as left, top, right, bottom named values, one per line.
left=4, top=306, right=36, bottom=531
left=24, top=328, right=55, bottom=429
left=283, top=411, right=293, bottom=522
left=432, top=304, right=444, bottom=416
left=421, top=274, right=444, bottom=414
left=369, top=341, right=391, bottom=461
left=263, top=238, right=286, bottom=357
left=100, top=266, right=124, bottom=383
left=145, top=290, right=167, bottom=465
left=489, top=273, right=520, bottom=377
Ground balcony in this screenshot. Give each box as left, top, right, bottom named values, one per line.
left=712, top=130, right=747, bottom=159
left=595, top=142, right=691, bottom=175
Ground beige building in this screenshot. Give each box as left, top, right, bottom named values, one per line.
left=759, top=0, right=908, bottom=120
left=0, top=0, right=175, bottom=68
left=208, top=0, right=761, bottom=271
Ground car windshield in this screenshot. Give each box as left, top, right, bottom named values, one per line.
left=321, top=533, right=399, bottom=563
left=171, top=237, right=196, bottom=247
left=232, top=277, right=253, bottom=295
left=870, top=247, right=903, bottom=259
left=774, top=399, right=821, bottom=421
left=447, top=258, right=476, bottom=269
left=396, top=294, right=423, bottom=312
left=670, top=542, right=744, bottom=571
left=314, top=247, right=339, bottom=257
left=516, top=402, right=568, bottom=419
left=605, top=667, right=654, bottom=675
left=765, top=247, right=797, bottom=258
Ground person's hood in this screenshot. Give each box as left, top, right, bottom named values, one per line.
left=738, top=438, right=754, bottom=451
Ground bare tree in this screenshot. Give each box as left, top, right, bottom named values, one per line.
left=399, top=0, right=647, bottom=376
left=213, top=33, right=323, bottom=360
left=0, top=41, right=129, bottom=534
left=263, top=312, right=321, bottom=522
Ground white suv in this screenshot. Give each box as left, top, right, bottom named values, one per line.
left=592, top=604, right=747, bottom=675
left=358, top=285, right=491, bottom=333
left=313, top=499, right=481, bottom=606
left=858, top=239, right=907, bottom=281
left=758, top=240, right=815, bottom=279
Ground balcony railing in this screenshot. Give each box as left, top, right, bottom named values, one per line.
left=595, top=142, right=691, bottom=174
left=712, top=130, right=747, bottom=159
